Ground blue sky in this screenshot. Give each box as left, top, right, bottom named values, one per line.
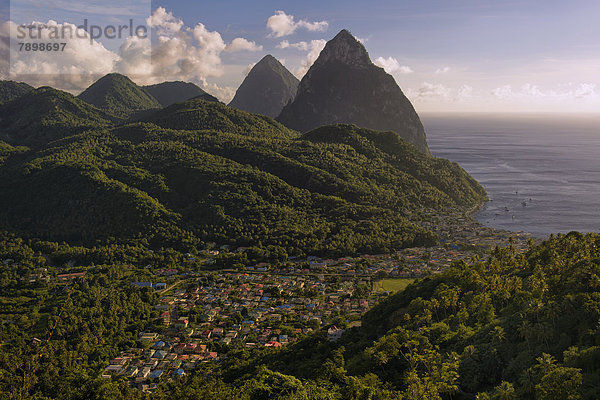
left=2, top=0, right=600, bottom=112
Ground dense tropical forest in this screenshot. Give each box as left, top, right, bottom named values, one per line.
left=0, top=81, right=486, bottom=258
left=2, top=231, right=599, bottom=399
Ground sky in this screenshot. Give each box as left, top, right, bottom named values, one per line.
left=1, top=0, right=600, bottom=113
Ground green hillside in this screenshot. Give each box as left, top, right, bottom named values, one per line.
left=0, top=140, right=28, bottom=167
left=0, top=87, right=112, bottom=147
left=140, top=97, right=300, bottom=139
left=78, top=73, right=162, bottom=119
left=0, top=116, right=485, bottom=256
left=0, top=80, right=34, bottom=104
left=143, top=81, right=219, bottom=107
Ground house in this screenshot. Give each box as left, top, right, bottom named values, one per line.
left=327, top=326, right=345, bottom=342
left=200, top=330, right=212, bottom=339
left=157, top=360, right=170, bottom=370
left=184, top=343, right=197, bottom=353
left=57, top=272, right=86, bottom=281
left=142, top=349, right=156, bottom=358
left=174, top=318, right=189, bottom=329
left=153, top=283, right=167, bottom=290
left=139, top=332, right=158, bottom=342
left=149, top=370, right=163, bottom=379
left=153, top=350, right=168, bottom=360
left=220, top=337, right=232, bottom=345
left=121, top=366, right=139, bottom=378
left=144, top=359, right=159, bottom=368
left=173, top=343, right=187, bottom=354
left=104, top=364, right=122, bottom=374
left=172, top=368, right=185, bottom=378
left=193, top=344, right=208, bottom=354
left=137, top=367, right=151, bottom=378
left=109, top=357, right=128, bottom=365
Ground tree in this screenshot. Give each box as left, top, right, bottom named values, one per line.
left=535, top=367, right=582, bottom=400
left=491, top=381, right=516, bottom=400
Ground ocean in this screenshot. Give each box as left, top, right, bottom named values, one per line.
left=423, top=113, right=600, bottom=239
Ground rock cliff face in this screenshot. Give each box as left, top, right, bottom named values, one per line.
left=278, top=30, right=429, bottom=154
left=229, top=55, right=299, bottom=118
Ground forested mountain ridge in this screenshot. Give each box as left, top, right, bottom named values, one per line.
left=78, top=73, right=162, bottom=119
left=0, top=94, right=485, bottom=256
left=143, top=81, right=219, bottom=107
left=0, top=86, right=113, bottom=147
left=139, top=97, right=299, bottom=139
left=0, top=80, right=34, bottom=104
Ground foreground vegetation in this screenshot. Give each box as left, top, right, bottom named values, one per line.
left=2, top=232, right=600, bottom=399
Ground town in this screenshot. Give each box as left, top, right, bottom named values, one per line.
left=94, top=223, right=531, bottom=392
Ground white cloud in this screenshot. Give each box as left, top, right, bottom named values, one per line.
left=145, top=20, right=226, bottom=86
left=374, top=57, right=413, bottom=74
left=292, top=41, right=309, bottom=51
left=200, top=80, right=236, bottom=103
left=146, top=7, right=184, bottom=36
left=3, top=20, right=119, bottom=90
left=1, top=8, right=257, bottom=101
left=295, top=39, right=326, bottom=78
left=277, top=40, right=309, bottom=51
left=406, top=82, right=480, bottom=105
left=115, top=35, right=152, bottom=78
left=492, top=83, right=599, bottom=102
left=435, top=67, right=450, bottom=74
left=406, top=82, right=452, bottom=101
left=225, top=37, right=262, bottom=52
left=457, top=84, right=475, bottom=101
left=266, top=10, right=328, bottom=38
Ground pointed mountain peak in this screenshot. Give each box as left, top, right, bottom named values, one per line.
left=93, top=73, right=136, bottom=86
left=78, top=73, right=161, bottom=119
left=253, top=55, right=288, bottom=73
left=278, top=29, right=429, bottom=154
left=333, top=29, right=357, bottom=42
left=257, top=54, right=278, bottom=64
left=228, top=55, right=299, bottom=117
left=316, top=29, right=370, bottom=67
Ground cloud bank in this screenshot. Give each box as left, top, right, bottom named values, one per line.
left=1, top=7, right=261, bottom=101
left=266, top=11, right=328, bottom=38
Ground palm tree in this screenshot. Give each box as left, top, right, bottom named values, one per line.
left=491, top=381, right=516, bottom=400
left=536, top=353, right=556, bottom=375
